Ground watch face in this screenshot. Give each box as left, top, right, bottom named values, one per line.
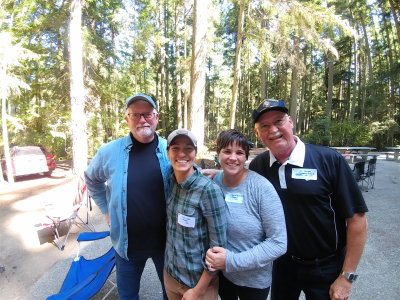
left=342, top=271, right=358, bottom=282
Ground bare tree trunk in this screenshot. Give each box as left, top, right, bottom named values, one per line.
left=260, top=62, right=267, bottom=99
left=304, top=51, right=314, bottom=133
left=183, top=3, right=189, bottom=129
left=359, top=53, right=366, bottom=120
left=350, top=37, right=358, bottom=121
left=289, top=36, right=300, bottom=134
left=1, top=91, right=13, bottom=183
left=345, top=48, right=352, bottom=120
left=229, top=0, right=246, bottom=129
left=359, top=12, right=374, bottom=120
left=298, top=47, right=308, bottom=133
left=388, top=0, right=400, bottom=45
left=326, top=60, right=334, bottom=121
left=382, top=11, right=396, bottom=117
left=189, top=0, right=208, bottom=151
left=174, top=4, right=183, bottom=128
left=298, top=74, right=306, bottom=133
left=164, top=1, right=170, bottom=132
left=69, top=0, right=87, bottom=175
left=159, top=5, right=167, bottom=134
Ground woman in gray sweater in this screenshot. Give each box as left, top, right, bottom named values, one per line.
left=206, top=129, right=287, bottom=300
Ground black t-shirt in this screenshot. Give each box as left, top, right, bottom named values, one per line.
left=127, top=133, right=166, bottom=252
left=249, top=143, right=368, bottom=259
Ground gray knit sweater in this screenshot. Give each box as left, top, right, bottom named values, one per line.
left=215, top=170, right=287, bottom=288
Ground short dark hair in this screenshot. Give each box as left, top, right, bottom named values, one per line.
left=216, top=129, right=250, bottom=159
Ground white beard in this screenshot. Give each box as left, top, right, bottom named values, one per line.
left=136, top=126, right=153, bottom=138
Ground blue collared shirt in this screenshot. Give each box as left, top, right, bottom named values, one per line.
left=84, top=133, right=171, bottom=260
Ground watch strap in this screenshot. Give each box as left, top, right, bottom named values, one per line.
left=341, top=271, right=358, bottom=282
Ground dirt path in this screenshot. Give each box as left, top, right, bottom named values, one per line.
left=0, top=164, right=80, bottom=300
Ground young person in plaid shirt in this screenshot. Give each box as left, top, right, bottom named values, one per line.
left=163, top=129, right=228, bottom=300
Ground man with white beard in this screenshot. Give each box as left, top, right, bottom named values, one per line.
left=85, top=93, right=170, bottom=299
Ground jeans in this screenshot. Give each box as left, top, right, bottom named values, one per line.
left=271, top=252, right=344, bottom=300
left=219, top=272, right=270, bottom=300
left=115, top=249, right=167, bottom=300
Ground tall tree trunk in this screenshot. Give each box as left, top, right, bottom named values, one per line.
left=164, top=1, right=170, bottom=132
left=1, top=88, right=13, bottom=183
left=359, top=12, right=374, bottom=119
left=345, top=47, right=352, bottom=120
left=174, top=4, right=183, bottom=128
left=298, top=75, right=307, bottom=133
left=159, top=5, right=167, bottom=134
left=298, top=46, right=308, bottom=133
left=260, top=62, right=267, bottom=99
left=326, top=60, right=334, bottom=122
left=359, top=53, right=366, bottom=120
left=189, top=0, right=208, bottom=151
left=289, top=36, right=300, bottom=134
left=388, top=0, right=400, bottom=45
left=69, top=0, right=87, bottom=175
left=183, top=3, right=189, bottom=129
left=350, top=37, right=358, bottom=121
left=229, top=0, right=246, bottom=129
left=304, top=51, right=314, bottom=133
left=382, top=11, right=396, bottom=117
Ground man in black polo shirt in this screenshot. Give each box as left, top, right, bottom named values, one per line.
left=249, top=99, right=368, bottom=300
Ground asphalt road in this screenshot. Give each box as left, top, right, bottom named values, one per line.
left=1, top=156, right=400, bottom=299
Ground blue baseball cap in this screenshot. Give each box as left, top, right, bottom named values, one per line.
left=125, top=93, right=157, bottom=110
left=252, top=99, right=288, bottom=123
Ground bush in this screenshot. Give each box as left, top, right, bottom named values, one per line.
left=370, top=119, right=400, bottom=150
left=302, top=118, right=373, bottom=147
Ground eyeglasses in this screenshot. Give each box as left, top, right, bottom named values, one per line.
left=256, top=115, right=289, bottom=132
left=126, top=112, right=156, bottom=121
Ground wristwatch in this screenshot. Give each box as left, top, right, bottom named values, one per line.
left=341, top=271, right=358, bottom=282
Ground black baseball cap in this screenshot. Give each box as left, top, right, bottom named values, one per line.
left=252, top=99, right=288, bottom=123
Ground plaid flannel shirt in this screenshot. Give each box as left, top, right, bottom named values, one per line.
left=165, top=167, right=228, bottom=288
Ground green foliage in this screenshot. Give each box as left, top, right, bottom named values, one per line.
left=302, top=118, right=373, bottom=146
left=370, top=119, right=400, bottom=150
left=301, top=117, right=332, bottom=146
left=1, top=0, right=399, bottom=161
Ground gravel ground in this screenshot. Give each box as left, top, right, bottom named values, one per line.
left=1, top=155, right=399, bottom=299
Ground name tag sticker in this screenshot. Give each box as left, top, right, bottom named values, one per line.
left=292, top=168, right=318, bottom=180
left=178, top=213, right=195, bottom=228
left=225, top=193, right=244, bottom=204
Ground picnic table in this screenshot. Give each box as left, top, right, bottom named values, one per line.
left=330, top=147, right=376, bottom=155
left=384, top=147, right=400, bottom=161
left=346, top=153, right=379, bottom=164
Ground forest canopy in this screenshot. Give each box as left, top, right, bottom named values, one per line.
left=1, top=0, right=399, bottom=163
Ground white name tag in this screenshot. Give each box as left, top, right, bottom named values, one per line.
left=225, top=193, right=244, bottom=204
left=178, top=213, right=195, bottom=228
left=292, top=168, right=318, bottom=180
